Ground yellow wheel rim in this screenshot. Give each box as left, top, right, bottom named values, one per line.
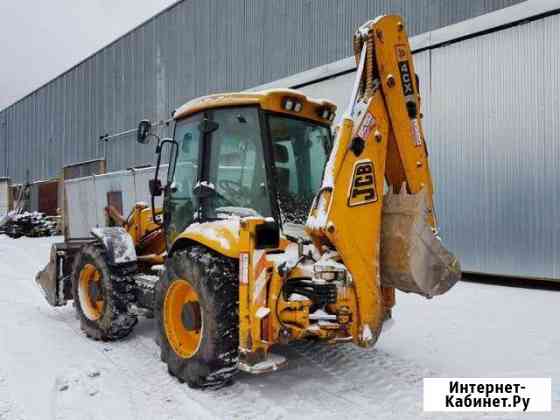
left=78, top=263, right=105, bottom=321
left=164, top=279, right=203, bottom=359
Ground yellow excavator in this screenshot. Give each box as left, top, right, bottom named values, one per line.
left=36, top=16, right=460, bottom=389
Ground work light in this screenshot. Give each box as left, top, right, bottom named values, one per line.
left=283, top=98, right=294, bottom=111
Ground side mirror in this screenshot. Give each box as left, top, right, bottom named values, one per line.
left=149, top=178, right=163, bottom=197
left=137, top=120, right=152, bottom=144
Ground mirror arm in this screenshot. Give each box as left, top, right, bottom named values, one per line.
left=151, top=148, right=164, bottom=225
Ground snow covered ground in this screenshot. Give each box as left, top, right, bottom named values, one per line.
left=0, top=235, right=557, bottom=420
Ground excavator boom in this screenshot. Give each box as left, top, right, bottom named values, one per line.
left=306, top=15, right=460, bottom=344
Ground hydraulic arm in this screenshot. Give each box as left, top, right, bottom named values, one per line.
left=306, top=15, right=461, bottom=345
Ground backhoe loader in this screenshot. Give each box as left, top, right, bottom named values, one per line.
left=36, top=15, right=460, bottom=388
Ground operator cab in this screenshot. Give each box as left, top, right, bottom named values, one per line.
left=144, top=90, right=336, bottom=243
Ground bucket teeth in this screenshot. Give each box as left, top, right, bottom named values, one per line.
left=380, top=186, right=460, bottom=298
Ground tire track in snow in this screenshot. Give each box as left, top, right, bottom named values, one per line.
left=288, top=341, right=504, bottom=420
left=0, top=372, right=25, bottom=420
left=0, top=237, right=457, bottom=420
left=44, top=306, right=431, bottom=420
left=50, top=309, right=211, bottom=420
left=109, top=325, right=279, bottom=420
left=289, top=340, right=431, bottom=419
left=52, top=309, right=276, bottom=420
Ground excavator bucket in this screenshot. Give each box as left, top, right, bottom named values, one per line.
left=380, top=188, right=461, bottom=298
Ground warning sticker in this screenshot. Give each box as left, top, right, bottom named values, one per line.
left=396, top=45, right=407, bottom=60
left=411, top=118, right=422, bottom=146
left=357, top=112, right=375, bottom=141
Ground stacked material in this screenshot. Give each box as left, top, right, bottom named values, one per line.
left=0, top=211, right=61, bottom=238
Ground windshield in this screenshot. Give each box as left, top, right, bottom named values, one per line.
left=268, top=115, right=331, bottom=224
left=203, top=107, right=271, bottom=220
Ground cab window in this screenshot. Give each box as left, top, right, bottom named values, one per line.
left=166, top=115, right=201, bottom=235
left=268, top=115, right=331, bottom=224
left=205, top=107, right=271, bottom=219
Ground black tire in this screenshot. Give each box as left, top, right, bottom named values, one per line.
left=72, top=244, right=138, bottom=340
left=156, top=246, right=239, bottom=389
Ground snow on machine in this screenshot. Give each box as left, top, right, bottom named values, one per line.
left=36, top=15, right=460, bottom=388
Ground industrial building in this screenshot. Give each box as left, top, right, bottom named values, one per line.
left=0, top=0, right=522, bottom=182
left=1, top=0, right=559, bottom=281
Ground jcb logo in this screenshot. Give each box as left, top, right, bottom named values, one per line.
left=348, top=160, right=377, bottom=207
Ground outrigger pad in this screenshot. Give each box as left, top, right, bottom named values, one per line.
left=380, top=187, right=461, bottom=298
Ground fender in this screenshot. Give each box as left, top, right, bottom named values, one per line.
left=91, top=227, right=137, bottom=265
left=169, top=220, right=240, bottom=259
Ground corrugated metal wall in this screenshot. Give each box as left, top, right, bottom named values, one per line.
left=425, top=12, right=560, bottom=280
left=0, top=0, right=521, bottom=183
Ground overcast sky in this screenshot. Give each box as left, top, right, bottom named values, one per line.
left=0, top=0, right=177, bottom=110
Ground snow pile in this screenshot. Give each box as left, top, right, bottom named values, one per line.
left=0, top=211, right=61, bottom=238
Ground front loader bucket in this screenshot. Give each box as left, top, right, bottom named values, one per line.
left=35, top=243, right=69, bottom=307
left=380, top=188, right=461, bottom=298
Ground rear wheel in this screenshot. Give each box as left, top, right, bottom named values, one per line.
left=72, top=244, right=137, bottom=340
left=156, top=246, right=239, bottom=389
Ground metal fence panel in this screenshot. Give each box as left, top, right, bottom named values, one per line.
left=65, top=177, right=97, bottom=238
left=133, top=165, right=167, bottom=210
left=93, top=170, right=136, bottom=227
left=0, top=178, right=9, bottom=216
left=64, top=165, right=167, bottom=239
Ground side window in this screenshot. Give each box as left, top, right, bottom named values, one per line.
left=273, top=140, right=297, bottom=194
left=307, top=127, right=330, bottom=192
left=166, top=116, right=201, bottom=236
left=268, top=115, right=332, bottom=224
left=170, top=118, right=200, bottom=199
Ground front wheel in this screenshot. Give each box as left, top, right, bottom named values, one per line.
left=71, top=244, right=138, bottom=340
left=156, top=246, right=239, bottom=389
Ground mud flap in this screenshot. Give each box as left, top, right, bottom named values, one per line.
left=35, top=243, right=70, bottom=306
left=380, top=188, right=461, bottom=298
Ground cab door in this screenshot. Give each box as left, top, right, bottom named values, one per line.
left=200, top=107, right=272, bottom=219
left=164, top=113, right=202, bottom=245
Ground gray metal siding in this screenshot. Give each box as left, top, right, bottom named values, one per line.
left=0, top=0, right=521, bottom=183
left=425, top=13, right=560, bottom=279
